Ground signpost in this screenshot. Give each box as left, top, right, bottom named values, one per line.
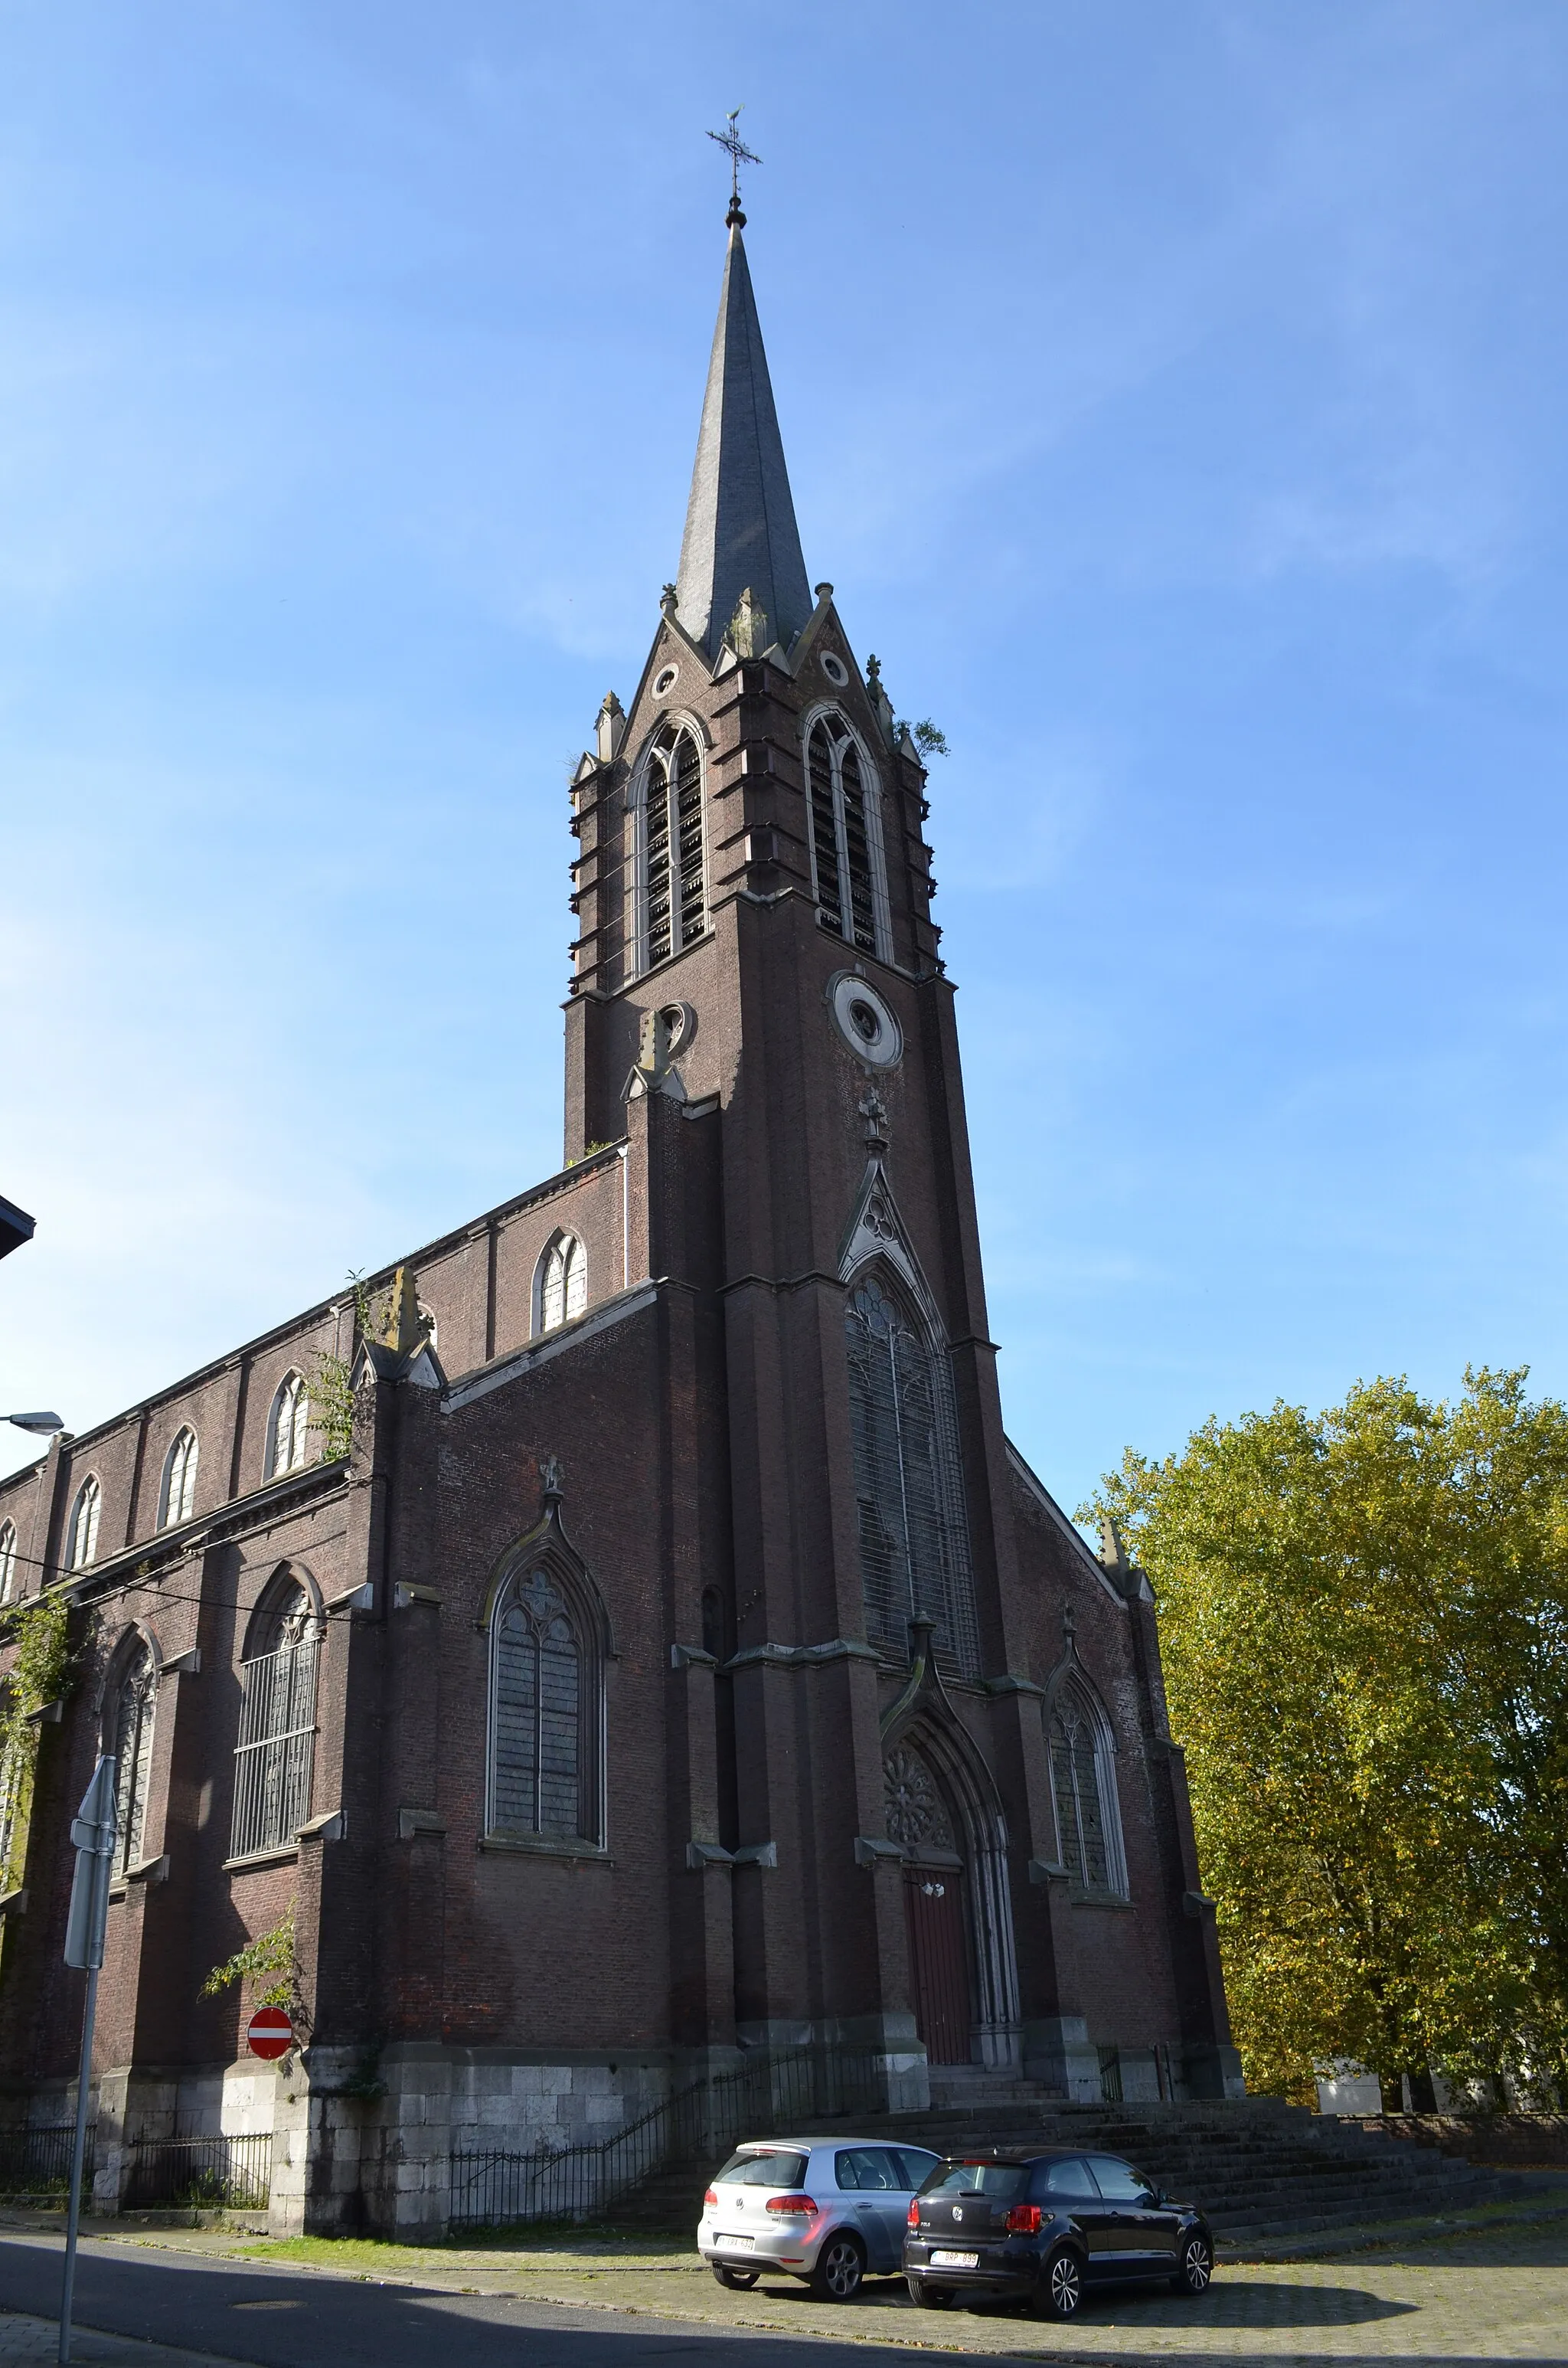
left=246, top=2007, right=293, bottom=2062
left=59, top=1755, right=118, bottom=2367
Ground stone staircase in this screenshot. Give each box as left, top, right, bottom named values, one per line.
left=611, top=2075, right=1563, bottom=2244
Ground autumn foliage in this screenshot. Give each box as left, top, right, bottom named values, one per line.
left=1088, top=1369, right=1568, bottom=2105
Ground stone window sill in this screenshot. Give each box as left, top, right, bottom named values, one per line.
left=480, top=1831, right=611, bottom=1866
left=1069, top=1890, right=1134, bottom=1912
left=223, top=1844, right=299, bottom=1873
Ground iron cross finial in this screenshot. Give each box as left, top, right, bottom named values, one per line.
left=707, top=107, right=761, bottom=227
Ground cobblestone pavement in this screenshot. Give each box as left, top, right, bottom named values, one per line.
left=2, top=2207, right=1566, bottom=2363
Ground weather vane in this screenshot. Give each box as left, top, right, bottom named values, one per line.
left=706, top=107, right=761, bottom=228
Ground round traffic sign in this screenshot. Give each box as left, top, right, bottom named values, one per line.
left=247, top=2006, right=294, bottom=2061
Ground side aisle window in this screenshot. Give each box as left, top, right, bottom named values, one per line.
left=113, top=1642, right=158, bottom=1874
left=1048, top=1676, right=1129, bottom=1899
left=487, top=1556, right=607, bottom=1848
left=230, top=1577, right=318, bottom=1860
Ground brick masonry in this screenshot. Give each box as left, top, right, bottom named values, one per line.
left=0, top=261, right=1239, bottom=2242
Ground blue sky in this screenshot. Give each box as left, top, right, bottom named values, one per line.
left=3, top=1, right=1566, bottom=1516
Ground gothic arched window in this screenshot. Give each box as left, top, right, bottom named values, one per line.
left=536, top=1234, right=587, bottom=1336
left=640, top=725, right=706, bottom=970
left=1048, top=1679, right=1128, bottom=1899
left=265, top=1373, right=310, bottom=1480
left=66, top=1477, right=101, bottom=1572
left=113, top=1642, right=158, bottom=1874
left=844, top=1272, right=978, bottom=1675
left=488, top=1562, right=605, bottom=1847
left=807, top=715, right=886, bottom=958
left=158, top=1428, right=199, bottom=1529
left=0, top=1523, right=15, bottom=1607
left=230, top=1575, right=318, bottom=1861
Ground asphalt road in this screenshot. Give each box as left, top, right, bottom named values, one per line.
left=0, top=2232, right=960, bottom=2368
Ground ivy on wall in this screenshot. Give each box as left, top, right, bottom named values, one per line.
left=0, top=1591, right=80, bottom=1899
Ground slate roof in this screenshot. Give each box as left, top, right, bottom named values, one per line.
left=675, top=224, right=812, bottom=659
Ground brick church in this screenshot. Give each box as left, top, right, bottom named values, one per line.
left=0, top=199, right=1239, bottom=2236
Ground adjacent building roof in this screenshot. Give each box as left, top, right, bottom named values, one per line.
left=0, top=1194, right=35, bottom=1261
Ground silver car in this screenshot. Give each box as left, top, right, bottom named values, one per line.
left=699, top=2137, right=941, bottom=2301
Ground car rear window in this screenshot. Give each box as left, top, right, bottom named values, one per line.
left=715, top=2148, right=809, bottom=2188
left=921, top=2160, right=1031, bottom=2200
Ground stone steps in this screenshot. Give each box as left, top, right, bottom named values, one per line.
left=612, top=2085, right=1548, bottom=2243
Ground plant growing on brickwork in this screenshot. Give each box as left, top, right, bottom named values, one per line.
left=306, top=1271, right=374, bottom=1463
left=1083, top=1368, right=1568, bottom=2109
left=910, top=719, right=949, bottom=760
left=0, top=1592, right=80, bottom=1894
left=201, top=1905, right=311, bottom=2036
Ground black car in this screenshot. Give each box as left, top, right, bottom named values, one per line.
left=903, top=2147, right=1214, bottom=2321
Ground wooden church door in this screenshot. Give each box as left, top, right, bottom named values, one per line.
left=903, top=1865, right=972, bottom=2064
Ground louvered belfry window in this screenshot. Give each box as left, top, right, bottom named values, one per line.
left=230, top=1585, right=318, bottom=1860
left=643, top=727, right=705, bottom=969
left=113, top=1644, right=158, bottom=1874
left=491, top=1568, right=589, bottom=1840
left=1049, top=1681, right=1128, bottom=1897
left=844, top=1273, right=978, bottom=1675
left=808, top=716, right=879, bottom=955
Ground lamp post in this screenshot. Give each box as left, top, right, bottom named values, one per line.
left=2, top=1416, right=64, bottom=1437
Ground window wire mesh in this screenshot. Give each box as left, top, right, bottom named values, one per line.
left=493, top=1572, right=583, bottom=1838
left=845, top=1275, right=978, bottom=1676
left=1049, top=1686, right=1125, bottom=1896
left=113, top=1651, right=158, bottom=1872
left=230, top=1630, right=318, bottom=1860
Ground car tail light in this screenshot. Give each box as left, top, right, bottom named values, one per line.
left=765, top=2193, right=817, bottom=2216
left=1004, top=2204, right=1043, bottom=2235
left=907, top=2199, right=920, bottom=2229
left=703, top=2189, right=717, bottom=2207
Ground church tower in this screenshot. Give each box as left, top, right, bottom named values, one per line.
left=560, top=198, right=1238, bottom=2097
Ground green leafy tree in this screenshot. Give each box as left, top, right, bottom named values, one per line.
left=1084, top=1370, right=1568, bottom=2104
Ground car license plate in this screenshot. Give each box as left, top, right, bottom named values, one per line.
left=719, top=2234, right=756, bottom=2250
left=929, top=2249, right=978, bottom=2268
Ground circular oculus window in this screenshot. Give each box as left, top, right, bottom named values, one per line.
left=819, top=653, right=849, bottom=686
left=828, top=973, right=902, bottom=1068
left=653, top=665, right=678, bottom=696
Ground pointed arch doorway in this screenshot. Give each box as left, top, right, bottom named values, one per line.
left=884, top=1744, right=972, bottom=2063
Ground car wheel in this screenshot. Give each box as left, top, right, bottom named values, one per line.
left=1171, top=2232, right=1213, bottom=2296
left=809, top=2232, right=866, bottom=2301
left=711, top=2265, right=760, bottom=2290
left=1031, top=2245, right=1086, bottom=2321
left=907, top=2278, right=954, bottom=2308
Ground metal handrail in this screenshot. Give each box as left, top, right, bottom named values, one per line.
left=450, top=2042, right=890, bottom=2229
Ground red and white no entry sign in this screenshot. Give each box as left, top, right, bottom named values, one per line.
left=247, top=2006, right=294, bottom=2060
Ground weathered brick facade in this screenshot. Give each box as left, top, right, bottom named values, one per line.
left=0, top=217, right=1237, bottom=2239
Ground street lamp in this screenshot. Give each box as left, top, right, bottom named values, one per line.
left=3, top=1414, right=64, bottom=1435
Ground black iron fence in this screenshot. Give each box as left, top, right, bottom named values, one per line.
left=125, top=2131, right=271, bottom=2210
left=450, top=2042, right=891, bottom=2231
left=0, top=2124, right=90, bottom=2203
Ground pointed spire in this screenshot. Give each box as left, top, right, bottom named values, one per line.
left=675, top=226, right=812, bottom=659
